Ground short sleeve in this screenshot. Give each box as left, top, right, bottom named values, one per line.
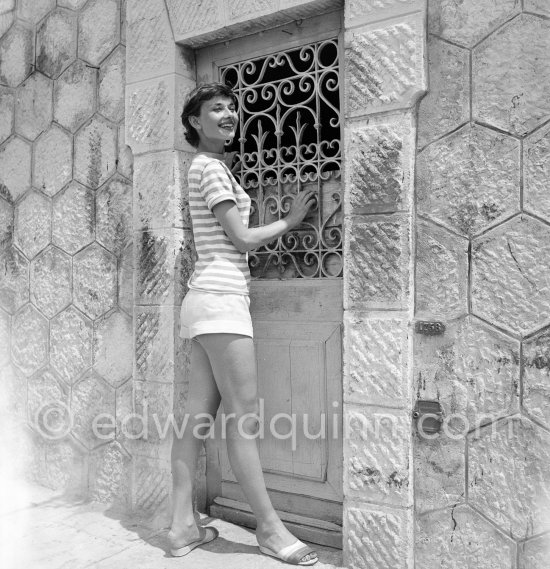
left=200, top=160, right=237, bottom=211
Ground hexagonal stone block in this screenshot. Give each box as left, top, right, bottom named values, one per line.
left=96, top=174, right=132, bottom=256
left=414, top=315, right=520, bottom=430
left=472, top=215, right=550, bottom=336
left=525, top=0, right=550, bottom=16
left=0, top=136, right=31, bottom=201
left=74, top=116, right=117, bottom=189
left=99, top=46, right=125, bottom=124
left=11, top=304, right=48, bottom=375
left=519, top=533, right=550, bottom=569
left=0, top=23, right=34, bottom=87
left=15, top=72, right=53, bottom=141
left=416, top=219, right=469, bottom=320
left=0, top=194, right=14, bottom=245
left=418, top=36, right=469, bottom=148
left=50, top=305, right=92, bottom=384
left=14, top=190, right=52, bottom=259
left=89, top=441, right=131, bottom=507
left=73, top=243, right=117, bottom=319
left=78, top=0, right=120, bottom=67
left=0, top=247, right=29, bottom=314
left=71, top=371, right=116, bottom=448
left=469, top=416, right=550, bottom=538
left=17, top=0, right=56, bottom=25
left=473, top=15, right=550, bottom=137
left=52, top=182, right=94, bottom=254
left=27, top=367, right=70, bottom=437
left=0, top=87, right=15, bottom=145
left=1, top=363, right=27, bottom=420
left=30, top=246, right=71, bottom=318
left=58, top=0, right=88, bottom=9
left=0, top=1, right=15, bottom=39
left=117, top=123, right=133, bottom=180
left=428, top=0, right=520, bottom=48
left=523, top=328, right=550, bottom=430
left=524, top=123, right=550, bottom=221
left=417, top=124, right=520, bottom=237
left=92, top=310, right=132, bottom=387
left=416, top=505, right=515, bottom=567
left=53, top=60, right=97, bottom=133
left=32, top=125, right=72, bottom=196
left=36, top=8, right=77, bottom=79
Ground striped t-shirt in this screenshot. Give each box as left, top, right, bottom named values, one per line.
left=187, top=152, right=251, bottom=294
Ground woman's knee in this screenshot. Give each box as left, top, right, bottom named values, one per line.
left=224, top=400, right=261, bottom=437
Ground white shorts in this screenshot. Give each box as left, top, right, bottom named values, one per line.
left=179, top=289, right=253, bottom=339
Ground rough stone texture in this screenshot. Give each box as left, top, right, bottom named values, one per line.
left=36, top=8, right=77, bottom=79
left=52, top=182, right=95, bottom=254
left=417, top=36, right=469, bottom=149
left=50, top=305, right=93, bottom=384
left=15, top=73, right=53, bottom=141
left=118, top=244, right=134, bottom=315
left=345, top=407, right=411, bottom=506
left=472, top=215, right=550, bottom=336
left=519, top=533, right=550, bottom=569
left=11, top=304, right=48, bottom=376
left=1, top=363, right=28, bottom=420
left=53, top=59, right=97, bottom=133
left=417, top=124, right=520, bottom=237
left=88, top=441, right=131, bottom=508
left=0, top=309, right=9, bottom=368
left=78, top=0, right=120, bottom=67
left=345, top=116, right=413, bottom=214
left=73, top=243, right=117, bottom=320
left=99, top=46, right=125, bottom=124
left=14, top=190, right=51, bottom=260
left=469, top=416, right=550, bottom=538
left=523, top=328, right=550, bottom=431
left=524, top=122, right=550, bottom=221
left=414, top=434, right=465, bottom=513
left=345, top=16, right=424, bottom=116
left=0, top=87, right=14, bottom=145
left=345, top=214, right=410, bottom=309
left=414, top=316, right=520, bottom=429
left=0, top=23, right=34, bottom=87
left=30, top=246, right=72, bottom=318
left=71, top=371, right=116, bottom=449
left=17, top=0, right=56, bottom=25
left=473, top=15, right=550, bottom=137
left=32, top=125, right=72, bottom=196
left=0, top=247, right=29, bottom=314
left=0, top=136, right=32, bottom=201
left=345, top=505, right=412, bottom=569
left=135, top=306, right=186, bottom=383
left=131, top=455, right=171, bottom=518
left=428, top=0, right=520, bottom=48
left=0, top=194, right=13, bottom=245
left=117, top=123, right=134, bottom=180
left=347, top=0, right=424, bottom=24
left=416, top=505, right=515, bottom=568
left=415, top=219, right=468, bottom=320
left=95, top=175, right=132, bottom=257
left=525, top=0, right=550, bottom=16
left=165, top=0, right=223, bottom=37
left=93, top=309, right=132, bottom=387
left=226, top=0, right=274, bottom=21
left=344, top=313, right=408, bottom=407
left=134, top=151, right=191, bottom=230
left=0, top=1, right=15, bottom=38
left=136, top=229, right=187, bottom=306
left=116, top=380, right=173, bottom=459
left=58, top=0, right=88, bottom=9
left=74, top=116, right=117, bottom=189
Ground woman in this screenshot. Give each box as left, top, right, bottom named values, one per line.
left=168, top=82, right=318, bottom=566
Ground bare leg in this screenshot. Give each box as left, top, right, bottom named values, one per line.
left=197, top=333, right=317, bottom=563
left=169, top=338, right=221, bottom=549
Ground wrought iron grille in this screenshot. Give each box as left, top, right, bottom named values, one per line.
left=220, top=38, right=342, bottom=279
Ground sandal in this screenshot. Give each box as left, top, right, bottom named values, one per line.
left=259, top=539, right=318, bottom=566
left=170, top=526, right=219, bottom=557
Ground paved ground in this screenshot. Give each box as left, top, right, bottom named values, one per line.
left=0, top=480, right=344, bottom=569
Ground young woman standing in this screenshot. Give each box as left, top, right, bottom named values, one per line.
left=168, top=82, right=318, bottom=566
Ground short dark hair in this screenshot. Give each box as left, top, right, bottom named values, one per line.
left=181, top=82, right=238, bottom=148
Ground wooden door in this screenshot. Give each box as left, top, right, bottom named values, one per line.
left=196, top=11, right=344, bottom=546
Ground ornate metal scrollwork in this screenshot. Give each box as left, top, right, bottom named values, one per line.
left=220, top=38, right=342, bottom=279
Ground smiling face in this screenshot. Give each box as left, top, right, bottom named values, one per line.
left=190, top=95, right=238, bottom=153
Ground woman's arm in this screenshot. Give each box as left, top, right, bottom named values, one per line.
left=212, top=191, right=317, bottom=253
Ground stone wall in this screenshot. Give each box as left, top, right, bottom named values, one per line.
left=0, top=0, right=134, bottom=509
left=414, top=1, right=550, bottom=567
